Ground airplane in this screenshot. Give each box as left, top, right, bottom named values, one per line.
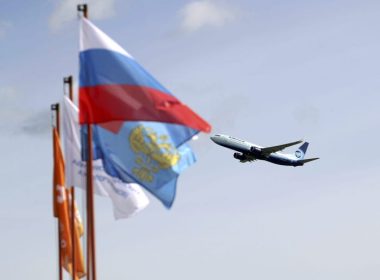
left=210, top=134, right=319, bottom=167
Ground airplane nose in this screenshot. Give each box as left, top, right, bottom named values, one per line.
left=210, top=135, right=222, bottom=144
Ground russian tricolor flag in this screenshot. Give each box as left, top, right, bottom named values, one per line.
left=79, top=18, right=210, bottom=133
left=79, top=18, right=211, bottom=207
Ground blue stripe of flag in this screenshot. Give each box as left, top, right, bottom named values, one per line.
left=79, top=49, right=172, bottom=95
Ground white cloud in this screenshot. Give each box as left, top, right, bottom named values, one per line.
left=180, top=1, right=236, bottom=32
left=0, top=20, right=12, bottom=39
left=49, top=0, right=116, bottom=31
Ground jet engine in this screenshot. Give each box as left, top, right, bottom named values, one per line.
left=233, top=152, right=246, bottom=161
left=250, top=146, right=262, bottom=155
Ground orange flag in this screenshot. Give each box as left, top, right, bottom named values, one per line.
left=53, top=128, right=86, bottom=278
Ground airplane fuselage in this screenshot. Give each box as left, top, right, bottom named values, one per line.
left=211, top=134, right=305, bottom=167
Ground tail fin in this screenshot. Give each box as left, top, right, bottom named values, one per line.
left=294, top=142, right=309, bottom=159
left=298, top=157, right=319, bottom=164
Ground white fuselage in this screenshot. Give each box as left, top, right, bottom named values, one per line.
left=210, top=134, right=300, bottom=166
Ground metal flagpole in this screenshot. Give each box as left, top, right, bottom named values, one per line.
left=64, top=76, right=74, bottom=101
left=70, top=187, right=76, bottom=280
left=51, top=103, right=63, bottom=280
left=58, top=229, right=63, bottom=280
left=52, top=103, right=61, bottom=135
left=64, top=76, right=76, bottom=280
left=86, top=122, right=96, bottom=280
left=77, top=5, right=97, bottom=280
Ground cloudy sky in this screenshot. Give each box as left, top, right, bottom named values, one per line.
left=1, top=0, right=380, bottom=279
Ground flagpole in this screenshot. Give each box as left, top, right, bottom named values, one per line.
left=58, top=229, right=63, bottom=280
left=77, top=5, right=97, bottom=280
left=51, top=103, right=63, bottom=280
left=64, top=76, right=74, bottom=101
left=86, top=123, right=96, bottom=280
left=64, top=76, right=77, bottom=280
left=52, top=103, right=61, bottom=134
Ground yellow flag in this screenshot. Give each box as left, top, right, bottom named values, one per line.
left=53, top=128, right=86, bottom=278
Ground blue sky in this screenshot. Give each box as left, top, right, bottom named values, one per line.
left=1, top=0, right=380, bottom=279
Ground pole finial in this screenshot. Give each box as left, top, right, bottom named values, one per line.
left=63, top=76, right=72, bottom=84
left=77, top=4, right=88, bottom=18
left=51, top=103, right=59, bottom=111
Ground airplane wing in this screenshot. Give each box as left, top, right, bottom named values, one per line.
left=260, top=140, right=303, bottom=156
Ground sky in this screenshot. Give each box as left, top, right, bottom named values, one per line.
left=1, top=0, right=380, bottom=279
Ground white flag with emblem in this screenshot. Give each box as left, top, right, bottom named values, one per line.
left=62, top=96, right=149, bottom=219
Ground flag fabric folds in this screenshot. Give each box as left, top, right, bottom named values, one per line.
left=53, top=128, right=86, bottom=278
left=62, top=96, right=150, bottom=219
left=81, top=123, right=197, bottom=207
left=79, top=18, right=211, bottom=208
left=79, top=18, right=211, bottom=132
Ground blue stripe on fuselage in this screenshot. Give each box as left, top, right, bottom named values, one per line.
left=266, top=153, right=301, bottom=166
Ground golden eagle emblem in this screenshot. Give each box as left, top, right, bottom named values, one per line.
left=129, top=126, right=180, bottom=182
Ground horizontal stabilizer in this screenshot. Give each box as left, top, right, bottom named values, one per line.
left=299, top=157, right=319, bottom=164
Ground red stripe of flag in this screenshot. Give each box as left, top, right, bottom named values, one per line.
left=79, top=84, right=211, bottom=133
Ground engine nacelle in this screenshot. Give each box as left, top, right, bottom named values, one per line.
left=250, top=146, right=262, bottom=155
left=233, top=152, right=246, bottom=161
